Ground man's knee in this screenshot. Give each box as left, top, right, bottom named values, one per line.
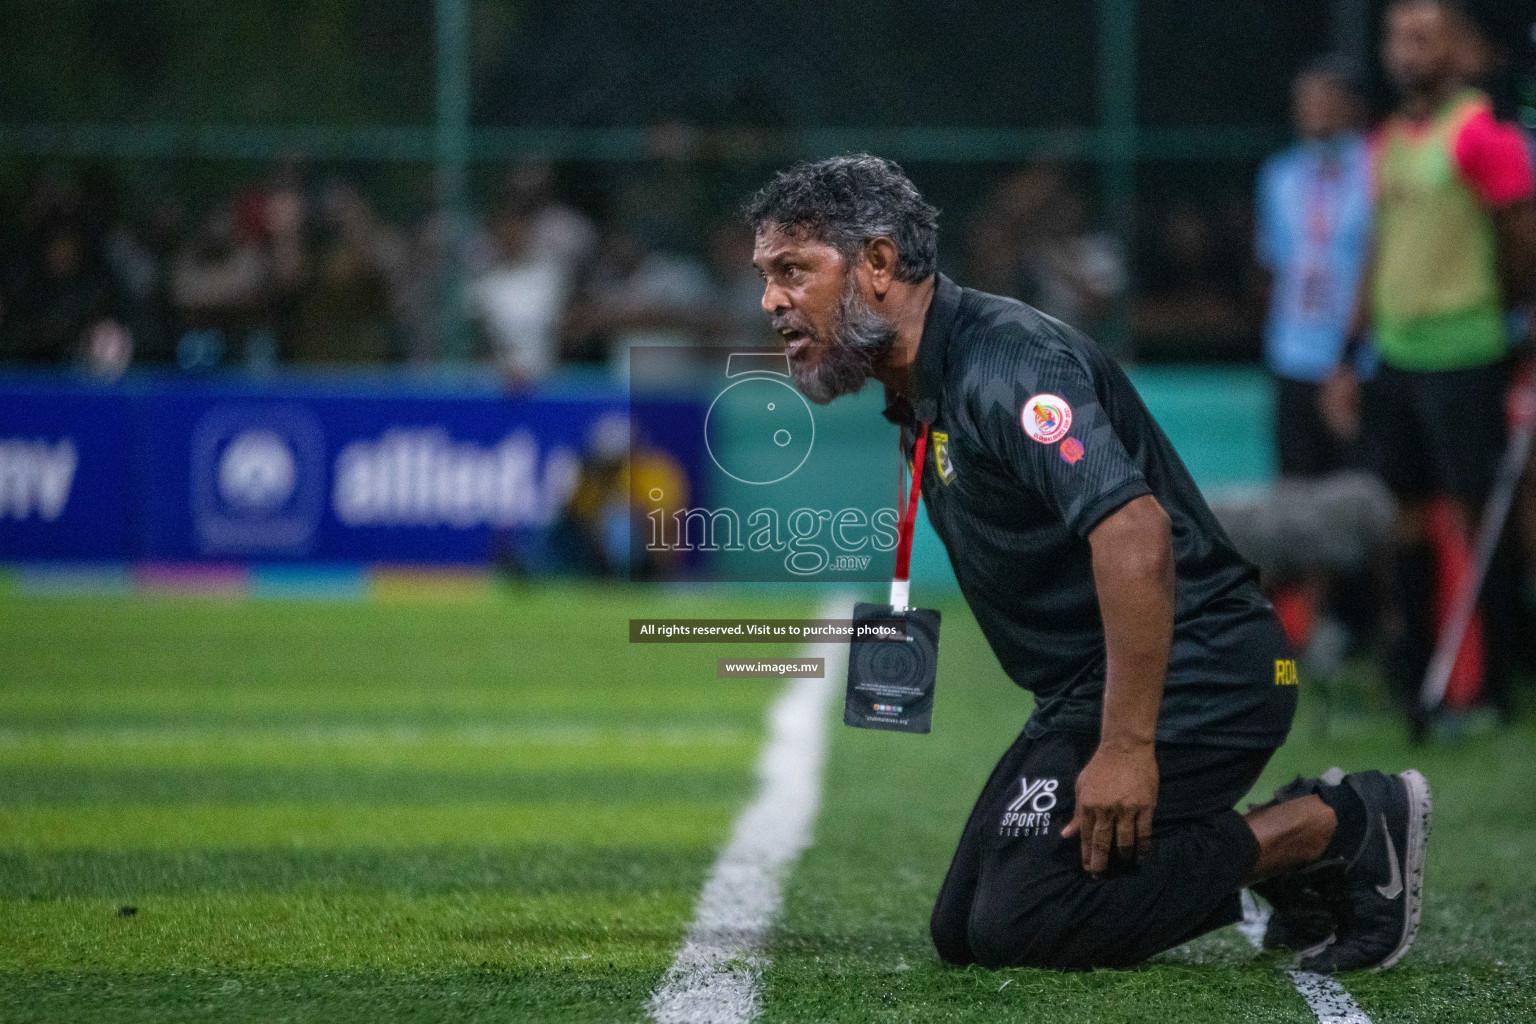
left=964, top=899, right=1078, bottom=970
left=964, top=883, right=1162, bottom=971
left=930, top=896, right=977, bottom=966
left=966, top=915, right=1138, bottom=971
left=967, top=917, right=1059, bottom=969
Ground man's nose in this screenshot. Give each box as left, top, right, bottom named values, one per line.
left=761, top=282, right=786, bottom=316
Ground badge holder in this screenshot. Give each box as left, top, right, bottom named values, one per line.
left=845, top=424, right=942, bottom=733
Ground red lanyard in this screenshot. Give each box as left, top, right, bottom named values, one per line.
left=892, top=423, right=929, bottom=605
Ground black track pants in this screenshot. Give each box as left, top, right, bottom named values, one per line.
left=931, top=729, right=1274, bottom=970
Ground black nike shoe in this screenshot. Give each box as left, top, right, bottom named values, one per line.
left=1249, top=768, right=1344, bottom=955
left=1299, top=769, right=1431, bottom=973
left=1254, top=866, right=1339, bottom=956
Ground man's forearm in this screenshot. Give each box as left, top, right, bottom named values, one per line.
left=1089, top=495, right=1175, bottom=750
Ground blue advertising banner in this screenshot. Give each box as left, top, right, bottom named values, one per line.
left=0, top=375, right=706, bottom=566
left=138, top=384, right=611, bottom=563
left=0, top=382, right=133, bottom=560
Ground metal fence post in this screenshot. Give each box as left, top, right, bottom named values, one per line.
left=1330, top=0, right=1371, bottom=70
left=1097, top=0, right=1137, bottom=359
left=435, top=0, right=471, bottom=363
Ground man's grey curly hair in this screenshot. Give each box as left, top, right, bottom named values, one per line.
left=742, top=154, right=940, bottom=283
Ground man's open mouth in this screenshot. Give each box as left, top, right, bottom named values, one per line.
left=778, top=328, right=811, bottom=360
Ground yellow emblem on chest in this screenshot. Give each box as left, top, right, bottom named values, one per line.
left=932, top=430, right=956, bottom=484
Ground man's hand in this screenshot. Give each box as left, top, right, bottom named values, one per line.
left=1061, top=742, right=1158, bottom=876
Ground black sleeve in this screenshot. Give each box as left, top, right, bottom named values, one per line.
left=968, top=332, right=1152, bottom=538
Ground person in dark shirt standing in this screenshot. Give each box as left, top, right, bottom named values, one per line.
left=744, top=155, right=1430, bottom=972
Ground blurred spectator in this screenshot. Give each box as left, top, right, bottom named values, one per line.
left=117, top=200, right=185, bottom=366
left=563, top=229, right=713, bottom=383
left=965, top=165, right=1125, bottom=336
left=469, top=161, right=597, bottom=279
left=1020, top=182, right=1126, bottom=336
left=512, top=161, right=598, bottom=273
left=1134, top=200, right=1257, bottom=359
left=0, top=171, right=136, bottom=368
left=397, top=212, right=450, bottom=366
left=965, top=165, right=1063, bottom=301
left=258, top=164, right=313, bottom=367
left=609, top=124, right=710, bottom=257
left=1256, top=57, right=1372, bottom=478
left=0, top=157, right=1274, bottom=376
left=538, top=413, right=689, bottom=579
left=467, top=197, right=573, bottom=388
left=288, top=181, right=407, bottom=365
left=169, top=203, right=269, bottom=369
left=1030, top=168, right=1263, bottom=364
left=705, top=220, right=775, bottom=349
left=83, top=169, right=175, bottom=367
left=2, top=212, right=126, bottom=366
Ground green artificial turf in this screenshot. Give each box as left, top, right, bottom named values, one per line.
left=760, top=604, right=1536, bottom=1024
left=2, top=588, right=1532, bottom=1023
left=0, top=586, right=805, bottom=1023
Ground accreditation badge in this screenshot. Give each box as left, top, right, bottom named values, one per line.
left=844, top=423, right=941, bottom=733
left=844, top=602, right=941, bottom=734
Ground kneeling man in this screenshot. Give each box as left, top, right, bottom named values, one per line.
left=743, top=155, right=1429, bottom=972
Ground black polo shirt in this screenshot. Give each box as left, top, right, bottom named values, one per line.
left=887, top=274, right=1295, bottom=749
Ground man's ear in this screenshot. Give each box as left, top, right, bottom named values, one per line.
left=863, top=237, right=900, bottom=300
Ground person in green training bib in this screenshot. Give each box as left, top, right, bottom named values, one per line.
left=1332, top=0, right=1536, bottom=739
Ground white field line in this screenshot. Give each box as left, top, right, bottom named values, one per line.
left=1240, top=890, right=1375, bottom=1024
left=647, top=598, right=845, bottom=1024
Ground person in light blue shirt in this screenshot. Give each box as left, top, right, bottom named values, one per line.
left=1256, top=57, right=1373, bottom=477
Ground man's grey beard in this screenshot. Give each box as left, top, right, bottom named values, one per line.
left=790, top=279, right=898, bottom=404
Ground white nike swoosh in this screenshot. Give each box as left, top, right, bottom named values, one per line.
left=1376, top=813, right=1404, bottom=900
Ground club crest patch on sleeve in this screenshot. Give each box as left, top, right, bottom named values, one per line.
left=1021, top=394, right=1072, bottom=444
left=1059, top=437, right=1084, bottom=464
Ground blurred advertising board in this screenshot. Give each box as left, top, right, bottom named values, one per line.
left=0, top=374, right=704, bottom=566
left=0, top=383, right=134, bottom=559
